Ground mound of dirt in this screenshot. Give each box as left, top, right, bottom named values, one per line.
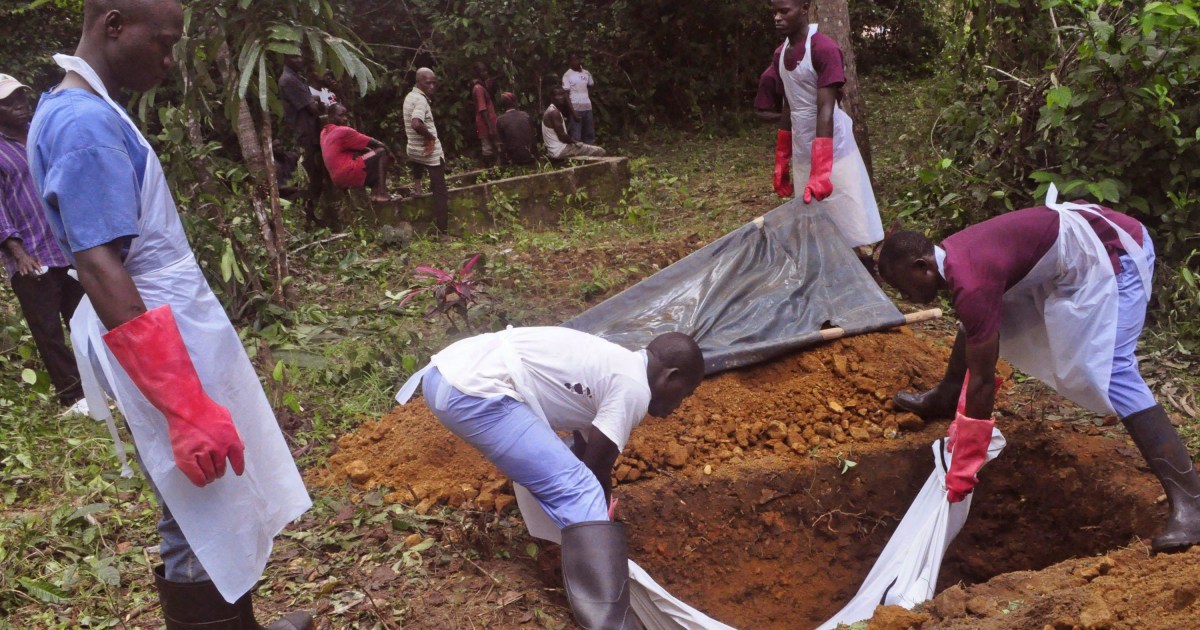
left=920, top=543, right=1200, bottom=630
left=309, top=328, right=970, bottom=510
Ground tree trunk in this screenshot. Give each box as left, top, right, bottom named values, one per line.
left=811, top=0, right=875, bottom=181
left=219, top=41, right=291, bottom=307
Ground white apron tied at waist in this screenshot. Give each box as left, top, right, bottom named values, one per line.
left=997, top=184, right=1149, bottom=415
left=52, top=54, right=311, bottom=603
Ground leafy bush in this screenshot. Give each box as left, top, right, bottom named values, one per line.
left=912, top=0, right=1199, bottom=332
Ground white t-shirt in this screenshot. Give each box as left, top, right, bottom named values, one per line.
left=562, top=68, right=594, bottom=112
left=430, top=327, right=651, bottom=450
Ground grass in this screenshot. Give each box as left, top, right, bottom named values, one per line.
left=1, top=73, right=1197, bottom=627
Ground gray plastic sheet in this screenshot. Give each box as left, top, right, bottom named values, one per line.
left=564, top=198, right=905, bottom=374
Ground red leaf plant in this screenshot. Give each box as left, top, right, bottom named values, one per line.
left=396, top=254, right=485, bottom=330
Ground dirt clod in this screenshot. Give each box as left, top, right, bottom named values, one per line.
left=867, top=605, right=929, bottom=630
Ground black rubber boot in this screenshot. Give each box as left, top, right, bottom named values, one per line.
left=1122, top=404, right=1200, bottom=554
left=236, top=592, right=313, bottom=630
left=560, top=521, right=638, bottom=630
left=893, top=324, right=967, bottom=420
left=154, top=565, right=240, bottom=629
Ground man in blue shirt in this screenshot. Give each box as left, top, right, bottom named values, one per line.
left=28, top=1, right=312, bottom=627
left=0, top=74, right=85, bottom=410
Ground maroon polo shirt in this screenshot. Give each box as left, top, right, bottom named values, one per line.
left=942, top=205, right=1145, bottom=345
left=755, top=33, right=847, bottom=111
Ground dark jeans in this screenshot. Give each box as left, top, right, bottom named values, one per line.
left=10, top=266, right=84, bottom=405
left=300, top=142, right=333, bottom=228
left=568, top=109, right=595, bottom=144
left=409, top=158, right=449, bottom=233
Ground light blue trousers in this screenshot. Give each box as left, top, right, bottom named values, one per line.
left=1108, top=229, right=1157, bottom=418
left=422, top=367, right=608, bottom=528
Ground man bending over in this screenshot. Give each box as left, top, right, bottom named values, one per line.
left=397, top=327, right=704, bottom=629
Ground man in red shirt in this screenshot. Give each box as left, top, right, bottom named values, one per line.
left=471, top=62, right=501, bottom=167
left=319, top=104, right=395, bottom=203
left=878, top=198, right=1200, bottom=554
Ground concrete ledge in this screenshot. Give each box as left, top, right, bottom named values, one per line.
left=380, top=156, right=630, bottom=231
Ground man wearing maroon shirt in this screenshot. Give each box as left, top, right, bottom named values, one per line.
left=877, top=196, right=1200, bottom=554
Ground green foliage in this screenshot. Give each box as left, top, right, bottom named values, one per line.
left=912, top=0, right=1200, bottom=332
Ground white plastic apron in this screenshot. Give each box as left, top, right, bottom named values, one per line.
left=54, top=55, right=312, bottom=603
left=780, top=24, right=882, bottom=248
left=997, top=184, right=1151, bottom=415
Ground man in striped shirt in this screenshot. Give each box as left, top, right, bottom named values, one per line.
left=0, top=74, right=84, bottom=409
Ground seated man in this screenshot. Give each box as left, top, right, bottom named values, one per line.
left=877, top=190, right=1200, bottom=554
left=319, top=103, right=395, bottom=202
left=396, top=327, right=704, bottom=629
left=542, top=87, right=605, bottom=160
left=495, top=92, right=536, bottom=166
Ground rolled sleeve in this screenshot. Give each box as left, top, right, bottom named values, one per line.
left=43, top=146, right=140, bottom=252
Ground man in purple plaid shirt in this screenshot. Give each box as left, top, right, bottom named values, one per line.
left=0, top=74, right=85, bottom=410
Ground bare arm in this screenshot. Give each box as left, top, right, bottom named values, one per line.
left=545, top=109, right=573, bottom=144
left=963, top=334, right=1000, bottom=419
left=578, top=426, right=620, bottom=504
left=411, top=118, right=435, bottom=141
left=74, top=241, right=147, bottom=330
left=815, top=86, right=837, bottom=139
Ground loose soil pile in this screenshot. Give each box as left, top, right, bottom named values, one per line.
left=309, top=327, right=967, bottom=505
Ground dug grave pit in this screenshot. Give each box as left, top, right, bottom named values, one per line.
left=617, top=423, right=1163, bottom=629
left=311, top=328, right=1165, bottom=628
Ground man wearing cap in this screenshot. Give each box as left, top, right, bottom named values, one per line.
left=0, top=73, right=86, bottom=412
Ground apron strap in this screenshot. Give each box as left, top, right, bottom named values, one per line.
left=1044, top=184, right=1152, bottom=291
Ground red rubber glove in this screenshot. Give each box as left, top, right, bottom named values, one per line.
left=945, top=412, right=994, bottom=503
left=947, top=370, right=1004, bottom=453
left=103, top=305, right=245, bottom=487
left=803, top=137, right=834, bottom=203
left=773, top=130, right=794, bottom=198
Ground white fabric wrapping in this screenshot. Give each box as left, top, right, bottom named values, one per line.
left=817, top=429, right=1007, bottom=629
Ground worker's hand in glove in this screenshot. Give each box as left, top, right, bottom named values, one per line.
left=947, top=371, right=1003, bottom=452
left=608, top=497, right=620, bottom=520
left=103, top=305, right=245, bottom=487
left=945, top=413, right=994, bottom=503
left=803, top=137, right=834, bottom=203
left=774, top=130, right=793, bottom=198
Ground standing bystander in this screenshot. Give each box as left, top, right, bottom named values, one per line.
left=279, top=54, right=333, bottom=229
left=562, top=52, right=596, bottom=144
left=495, top=92, right=536, bottom=166
left=0, top=74, right=85, bottom=412
left=470, top=62, right=501, bottom=167
left=404, top=68, right=449, bottom=234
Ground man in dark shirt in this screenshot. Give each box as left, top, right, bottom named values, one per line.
left=0, top=74, right=85, bottom=410
left=278, top=54, right=332, bottom=229
left=495, top=92, right=536, bottom=166
left=878, top=204, right=1200, bottom=554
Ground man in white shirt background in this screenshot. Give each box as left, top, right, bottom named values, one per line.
left=562, top=51, right=596, bottom=144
